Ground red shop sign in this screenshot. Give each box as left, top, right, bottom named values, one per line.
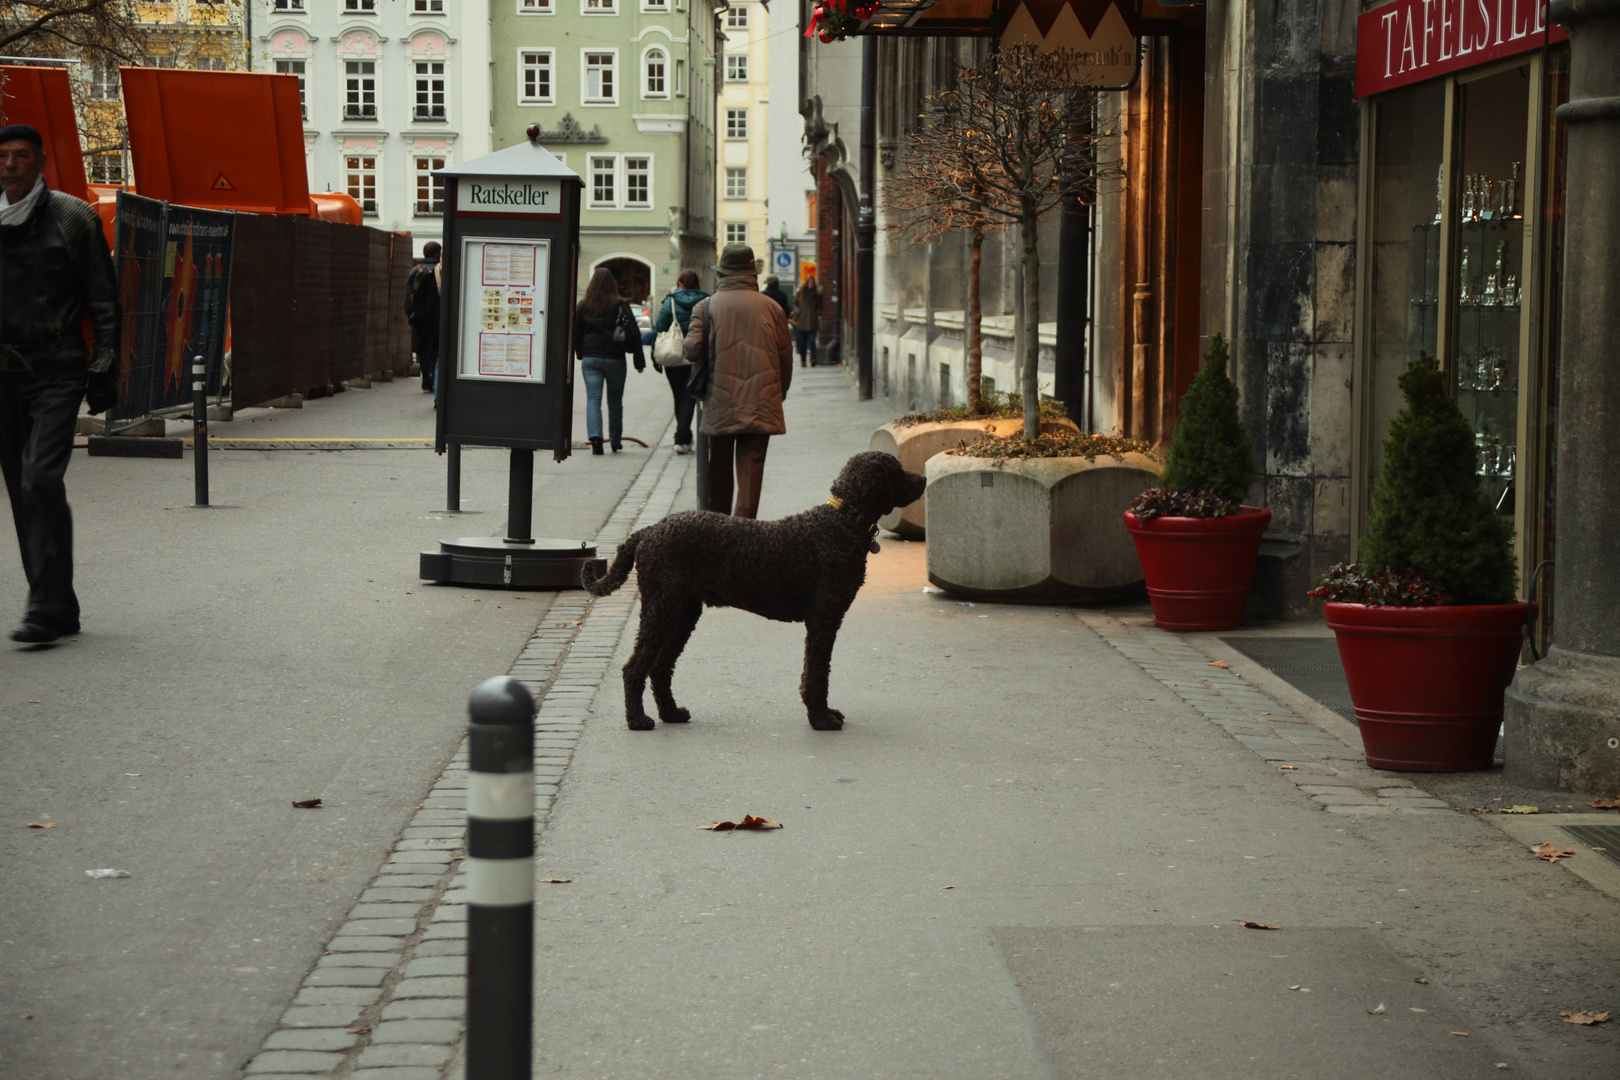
left=1356, top=0, right=1567, bottom=98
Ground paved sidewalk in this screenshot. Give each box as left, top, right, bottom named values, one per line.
left=244, top=368, right=1614, bottom=1078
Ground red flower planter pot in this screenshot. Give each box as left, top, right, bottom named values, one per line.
left=1324, top=600, right=1531, bottom=772
left=1123, top=507, right=1272, bottom=631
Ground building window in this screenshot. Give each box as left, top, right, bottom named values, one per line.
left=590, top=155, right=617, bottom=206
left=273, top=0, right=304, bottom=10
left=625, top=156, right=651, bottom=207
left=725, top=167, right=747, bottom=199
left=414, top=0, right=445, bottom=11
left=88, top=151, right=123, bottom=184
left=414, top=61, right=447, bottom=121
left=643, top=0, right=667, bottom=8
left=675, top=58, right=685, bottom=96
left=88, top=59, right=119, bottom=101
left=725, top=4, right=748, bottom=27
left=415, top=156, right=446, bottom=215
left=519, top=0, right=552, bottom=10
left=725, top=222, right=747, bottom=245
left=583, top=52, right=616, bottom=104
left=520, top=51, right=553, bottom=103
left=584, top=0, right=616, bottom=12
left=725, top=54, right=748, bottom=82
left=725, top=108, right=747, bottom=140
left=344, top=0, right=375, bottom=10
left=346, top=155, right=377, bottom=214
left=345, top=61, right=377, bottom=121
left=275, top=60, right=306, bottom=118
left=644, top=48, right=667, bottom=98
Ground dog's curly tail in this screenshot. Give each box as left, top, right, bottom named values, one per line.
left=582, top=531, right=638, bottom=596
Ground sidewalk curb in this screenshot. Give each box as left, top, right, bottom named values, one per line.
left=239, top=420, right=686, bottom=1080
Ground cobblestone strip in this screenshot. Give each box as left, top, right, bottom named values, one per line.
left=1078, top=613, right=1455, bottom=817
left=241, top=435, right=688, bottom=1080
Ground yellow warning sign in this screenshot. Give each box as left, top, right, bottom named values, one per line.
left=212, top=173, right=234, bottom=190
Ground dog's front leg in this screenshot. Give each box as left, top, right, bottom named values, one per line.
left=800, top=613, right=846, bottom=730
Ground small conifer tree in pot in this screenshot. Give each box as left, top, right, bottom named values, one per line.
left=1123, top=334, right=1272, bottom=631
left=1309, top=352, right=1527, bottom=772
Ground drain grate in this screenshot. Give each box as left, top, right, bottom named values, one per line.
left=1560, top=824, right=1620, bottom=870
left=1221, top=636, right=1358, bottom=725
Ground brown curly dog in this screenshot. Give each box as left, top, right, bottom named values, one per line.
left=582, top=451, right=926, bottom=730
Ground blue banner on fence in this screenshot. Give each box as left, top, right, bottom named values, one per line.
left=111, top=191, right=235, bottom=421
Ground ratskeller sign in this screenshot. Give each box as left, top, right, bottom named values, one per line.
left=456, top=178, right=564, bottom=216
left=1355, top=0, right=1567, bottom=97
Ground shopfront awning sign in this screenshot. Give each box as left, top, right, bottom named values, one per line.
left=1000, top=0, right=1139, bottom=88
left=1356, top=0, right=1567, bottom=98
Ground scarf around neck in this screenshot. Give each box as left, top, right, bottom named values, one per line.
left=0, top=175, right=47, bottom=227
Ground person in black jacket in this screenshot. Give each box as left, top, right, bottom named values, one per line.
left=404, top=241, right=441, bottom=396
left=572, top=267, right=646, bottom=454
left=0, top=124, right=119, bottom=644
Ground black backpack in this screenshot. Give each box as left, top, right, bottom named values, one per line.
left=405, top=261, right=439, bottom=325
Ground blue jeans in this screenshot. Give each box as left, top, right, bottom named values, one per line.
left=580, top=356, right=626, bottom=444
left=793, top=327, right=817, bottom=364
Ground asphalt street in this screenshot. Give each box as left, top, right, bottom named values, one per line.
left=3, top=363, right=1618, bottom=1080
left=0, top=367, right=674, bottom=1080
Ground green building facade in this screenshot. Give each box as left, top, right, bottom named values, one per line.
left=491, top=0, right=720, bottom=303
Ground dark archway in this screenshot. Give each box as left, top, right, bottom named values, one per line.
left=599, top=257, right=651, bottom=303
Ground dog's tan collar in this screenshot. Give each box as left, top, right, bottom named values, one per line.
left=826, top=495, right=881, bottom=550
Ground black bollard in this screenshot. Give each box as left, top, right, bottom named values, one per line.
left=192, top=355, right=209, bottom=506
left=466, top=676, right=535, bottom=1080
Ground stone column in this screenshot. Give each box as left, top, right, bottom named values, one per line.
left=1503, top=0, right=1620, bottom=793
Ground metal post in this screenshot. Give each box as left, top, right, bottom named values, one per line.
left=466, top=676, right=535, bottom=1080
left=192, top=355, right=209, bottom=507
left=856, top=39, right=877, bottom=401
left=507, top=448, right=534, bottom=543
left=447, top=442, right=462, bottom=513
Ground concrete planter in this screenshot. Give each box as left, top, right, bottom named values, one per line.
left=924, top=450, right=1162, bottom=601
left=870, top=415, right=1080, bottom=538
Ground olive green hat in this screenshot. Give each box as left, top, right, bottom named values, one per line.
left=714, top=243, right=756, bottom=277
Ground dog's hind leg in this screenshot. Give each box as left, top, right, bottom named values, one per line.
left=800, top=612, right=846, bottom=731
left=621, top=603, right=671, bottom=731
left=650, top=598, right=701, bottom=724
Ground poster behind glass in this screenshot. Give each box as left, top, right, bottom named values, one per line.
left=458, top=237, right=550, bottom=383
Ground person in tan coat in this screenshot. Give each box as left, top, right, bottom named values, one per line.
left=682, top=244, right=793, bottom=517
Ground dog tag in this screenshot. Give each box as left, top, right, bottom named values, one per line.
left=869, top=540, right=881, bottom=554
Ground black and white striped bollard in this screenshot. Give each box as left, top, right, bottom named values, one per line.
left=466, top=675, right=535, bottom=1080
left=192, top=355, right=209, bottom=506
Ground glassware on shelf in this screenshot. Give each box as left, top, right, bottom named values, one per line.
left=1504, top=272, right=1519, bottom=307
left=1460, top=246, right=1473, bottom=303
left=1484, top=240, right=1503, bottom=305
left=1434, top=164, right=1445, bottom=225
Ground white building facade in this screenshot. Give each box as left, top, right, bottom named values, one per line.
left=764, top=1, right=814, bottom=288
left=248, top=0, right=492, bottom=255
left=716, top=0, right=768, bottom=259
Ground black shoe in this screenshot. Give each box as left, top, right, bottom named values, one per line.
left=10, top=620, right=78, bottom=644
left=590, top=437, right=604, bottom=455
left=610, top=442, right=622, bottom=453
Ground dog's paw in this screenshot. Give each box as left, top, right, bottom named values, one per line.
left=660, top=707, right=691, bottom=724
left=626, top=713, right=656, bottom=731
left=807, top=708, right=845, bottom=731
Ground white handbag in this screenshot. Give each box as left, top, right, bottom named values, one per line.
left=653, top=297, right=690, bottom=367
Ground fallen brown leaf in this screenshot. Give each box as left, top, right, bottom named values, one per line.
left=1451, top=1031, right=1469, bottom=1037
left=700, top=814, right=781, bottom=831
left=347, top=1025, right=372, bottom=1035
left=1207, top=660, right=1230, bottom=668
left=24, top=822, right=55, bottom=829
left=1532, top=842, right=1575, bottom=862
left=539, top=878, right=572, bottom=883
left=1473, top=806, right=1494, bottom=813
left=291, top=798, right=323, bottom=809
left=1239, top=921, right=1280, bottom=930
left=940, top=885, right=955, bottom=890
left=1587, top=797, right=1620, bottom=810
left=1415, top=977, right=1429, bottom=985
left=1559, top=1010, right=1609, bottom=1026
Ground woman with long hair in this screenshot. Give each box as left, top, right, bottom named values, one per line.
left=572, top=267, right=647, bottom=454
left=650, top=268, right=708, bottom=454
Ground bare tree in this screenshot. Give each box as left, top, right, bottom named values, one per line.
left=0, top=1, right=148, bottom=65
left=884, top=153, right=1002, bottom=416
left=882, top=44, right=1119, bottom=437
